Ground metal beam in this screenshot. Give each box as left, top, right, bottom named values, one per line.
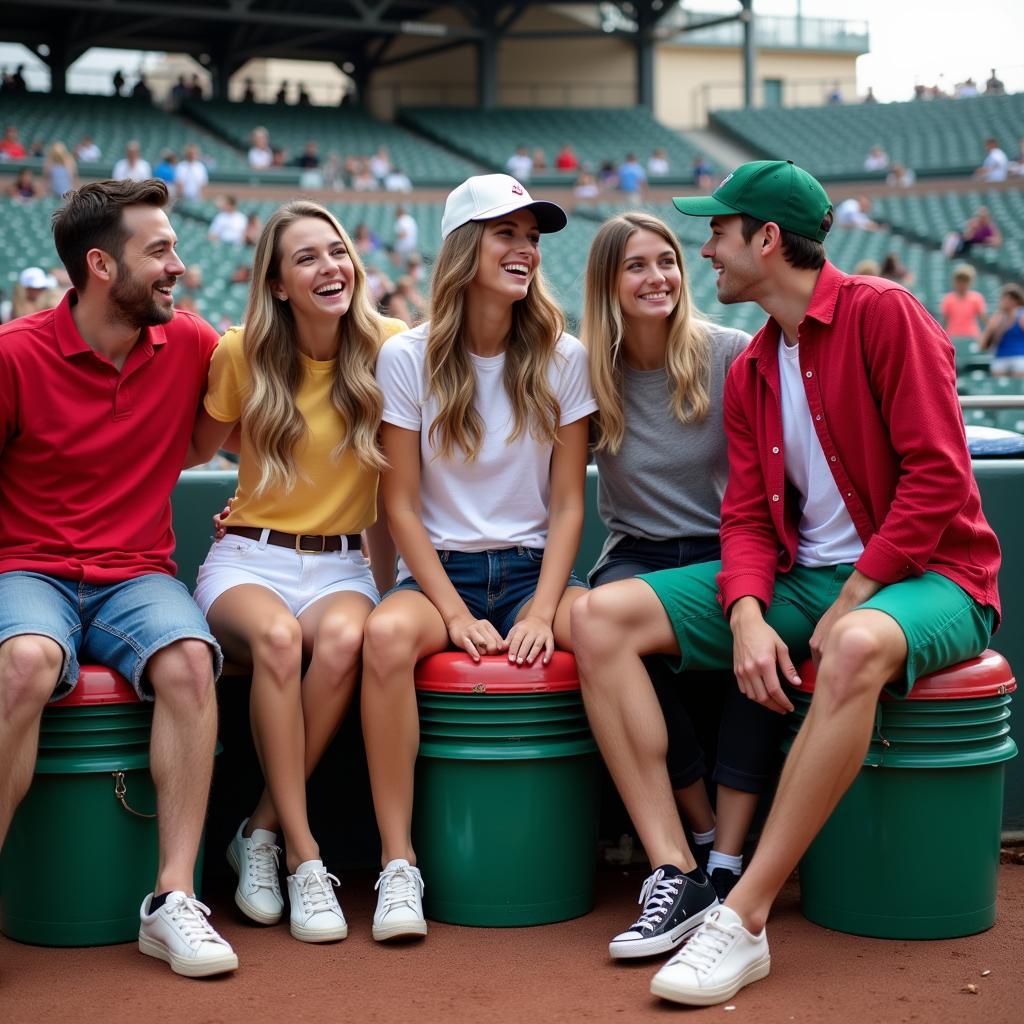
left=375, top=37, right=472, bottom=70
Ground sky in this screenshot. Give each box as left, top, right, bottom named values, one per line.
left=1, top=1, right=1023, bottom=102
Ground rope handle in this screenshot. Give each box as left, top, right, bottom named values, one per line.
left=111, top=770, right=157, bottom=819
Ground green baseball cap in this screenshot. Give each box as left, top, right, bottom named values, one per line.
left=672, top=160, right=833, bottom=242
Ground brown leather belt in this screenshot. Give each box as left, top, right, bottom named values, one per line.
left=226, top=526, right=361, bottom=554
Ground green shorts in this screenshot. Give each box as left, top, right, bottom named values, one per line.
left=640, top=562, right=996, bottom=698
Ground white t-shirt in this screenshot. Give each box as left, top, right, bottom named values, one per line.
left=384, top=171, right=412, bottom=193
left=506, top=153, right=533, bottom=180
left=174, top=159, right=209, bottom=199
left=208, top=209, right=248, bottom=244
left=376, top=323, right=597, bottom=570
left=981, top=147, right=1008, bottom=182
left=393, top=212, right=418, bottom=254
left=112, top=157, right=152, bottom=182
left=835, top=198, right=871, bottom=229
left=248, top=146, right=272, bottom=170
left=777, top=337, right=863, bottom=567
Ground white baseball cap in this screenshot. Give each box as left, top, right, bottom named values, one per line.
left=441, top=174, right=567, bottom=240
left=19, top=267, right=57, bottom=290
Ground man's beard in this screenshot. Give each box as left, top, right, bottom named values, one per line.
left=109, top=261, right=175, bottom=327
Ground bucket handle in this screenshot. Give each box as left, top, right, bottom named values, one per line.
left=111, top=770, right=157, bottom=819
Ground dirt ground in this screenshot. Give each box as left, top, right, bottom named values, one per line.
left=2, top=862, right=1022, bottom=1024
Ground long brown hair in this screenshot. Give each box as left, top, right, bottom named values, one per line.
left=425, top=219, right=564, bottom=460
left=583, top=212, right=713, bottom=454
left=242, top=200, right=387, bottom=496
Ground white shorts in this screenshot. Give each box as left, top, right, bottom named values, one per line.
left=990, top=356, right=1024, bottom=375
left=193, top=530, right=380, bottom=617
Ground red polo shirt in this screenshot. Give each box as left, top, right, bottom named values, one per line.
left=718, top=261, right=1001, bottom=620
left=0, top=291, right=217, bottom=582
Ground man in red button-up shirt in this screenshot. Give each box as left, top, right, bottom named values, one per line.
left=0, top=179, right=237, bottom=977
left=572, top=161, right=1000, bottom=1006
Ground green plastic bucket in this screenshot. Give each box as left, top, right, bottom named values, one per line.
left=0, top=666, right=206, bottom=946
left=785, top=650, right=1017, bottom=939
left=413, top=652, right=600, bottom=926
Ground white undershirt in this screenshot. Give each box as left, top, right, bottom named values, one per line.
left=777, top=336, right=863, bottom=567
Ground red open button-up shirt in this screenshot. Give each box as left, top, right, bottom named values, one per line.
left=717, top=261, right=1001, bottom=621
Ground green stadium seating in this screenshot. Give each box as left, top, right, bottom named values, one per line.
left=398, top=107, right=705, bottom=186
left=181, top=100, right=480, bottom=187
left=711, top=92, right=1024, bottom=181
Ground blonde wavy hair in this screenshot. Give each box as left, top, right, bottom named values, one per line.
left=583, top=212, right=713, bottom=454
left=242, top=200, right=387, bottom=496
left=425, top=219, right=564, bottom=460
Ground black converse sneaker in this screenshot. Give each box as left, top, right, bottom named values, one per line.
left=709, top=867, right=740, bottom=903
left=609, top=865, right=719, bottom=959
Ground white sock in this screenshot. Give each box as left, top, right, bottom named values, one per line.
left=707, top=850, right=743, bottom=876
left=692, top=826, right=716, bottom=847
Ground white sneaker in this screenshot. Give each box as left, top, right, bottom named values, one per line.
left=226, top=818, right=284, bottom=925
left=138, top=891, right=239, bottom=978
left=650, top=905, right=770, bottom=1006
left=286, top=860, right=348, bottom=943
left=372, top=859, right=427, bottom=941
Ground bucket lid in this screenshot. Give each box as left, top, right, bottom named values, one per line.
left=51, top=665, right=142, bottom=707
left=791, top=649, right=1015, bottom=701
left=414, top=651, right=579, bottom=694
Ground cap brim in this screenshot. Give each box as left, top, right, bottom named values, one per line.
left=472, top=199, right=567, bottom=234
left=671, top=195, right=740, bottom=218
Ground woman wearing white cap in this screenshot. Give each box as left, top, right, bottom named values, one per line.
left=362, top=174, right=597, bottom=942
left=11, top=267, right=60, bottom=319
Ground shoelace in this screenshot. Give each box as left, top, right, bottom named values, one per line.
left=247, top=840, right=282, bottom=893
left=374, top=864, right=424, bottom=913
left=166, top=896, right=231, bottom=949
left=667, top=912, right=732, bottom=973
left=630, top=868, right=683, bottom=933
left=296, top=868, right=341, bottom=916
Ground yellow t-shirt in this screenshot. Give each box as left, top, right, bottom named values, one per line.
left=204, top=319, right=407, bottom=535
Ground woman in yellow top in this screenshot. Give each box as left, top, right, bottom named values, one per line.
left=189, top=200, right=405, bottom=943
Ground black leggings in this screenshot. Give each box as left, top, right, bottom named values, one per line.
left=589, top=535, right=786, bottom=795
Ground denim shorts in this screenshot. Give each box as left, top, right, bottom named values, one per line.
left=388, top=546, right=587, bottom=637
left=0, top=571, right=222, bottom=702
left=193, top=531, right=379, bottom=618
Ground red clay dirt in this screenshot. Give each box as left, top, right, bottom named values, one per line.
left=2, top=864, right=1021, bottom=1023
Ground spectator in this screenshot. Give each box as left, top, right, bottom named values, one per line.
left=242, top=77, right=256, bottom=102
left=863, top=86, right=878, bottom=103
left=270, top=147, right=287, bottom=168
left=985, top=69, right=1005, bottom=96
left=647, top=147, right=671, bottom=177
left=597, top=160, right=618, bottom=190
left=826, top=81, right=843, bottom=104
left=112, top=141, right=152, bottom=182
left=383, top=166, right=413, bottom=193
left=112, top=68, right=126, bottom=96
left=532, top=148, right=548, bottom=172
left=296, top=141, right=322, bottom=189
left=886, top=162, right=916, bottom=188
left=406, top=251, right=426, bottom=284
left=353, top=223, right=381, bottom=255
left=27, top=137, right=45, bottom=159
left=43, top=141, right=76, bottom=198
left=275, top=80, right=289, bottom=104
left=351, top=160, right=378, bottom=191
left=11, top=266, right=59, bottom=320
left=243, top=211, right=263, bottom=247
left=506, top=145, right=533, bottom=181
left=6, top=168, right=39, bottom=202
left=955, top=77, right=979, bottom=99
left=208, top=195, right=248, bottom=245
left=153, top=150, right=177, bottom=184
left=384, top=275, right=426, bottom=326
left=188, top=74, right=204, bottom=100
left=296, top=82, right=311, bottom=106
left=247, top=127, right=273, bottom=170
left=853, top=258, right=881, bottom=276
left=393, top=205, right=419, bottom=256
left=174, top=144, right=209, bottom=201
left=691, top=154, right=714, bottom=191
left=132, top=74, right=152, bottom=102
left=834, top=195, right=879, bottom=231
left=171, top=75, right=189, bottom=107
left=573, top=171, right=600, bottom=200
left=74, top=135, right=102, bottom=163
left=879, top=252, right=914, bottom=288
left=942, top=206, right=1003, bottom=257
left=10, top=64, right=27, bottom=93
left=940, top=264, right=987, bottom=340
left=863, top=145, right=889, bottom=172
left=975, top=137, right=1008, bottom=183
left=555, top=143, right=579, bottom=172
left=616, top=153, right=647, bottom=200
left=980, top=284, right=1024, bottom=377
left=0, top=124, right=26, bottom=161
left=369, top=146, right=391, bottom=181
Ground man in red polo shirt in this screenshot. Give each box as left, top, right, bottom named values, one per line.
left=571, top=161, right=1001, bottom=1005
left=0, top=178, right=238, bottom=977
